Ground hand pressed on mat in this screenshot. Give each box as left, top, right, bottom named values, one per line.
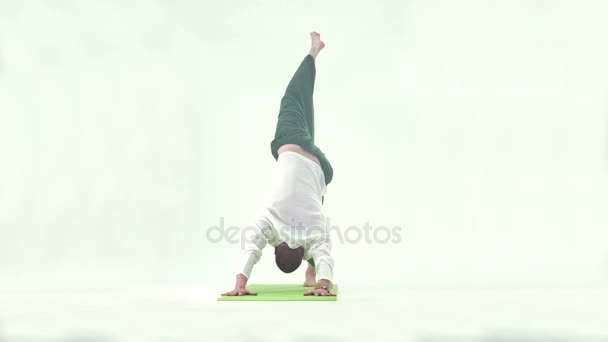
left=304, top=288, right=335, bottom=296
left=304, top=278, right=335, bottom=296
left=222, top=274, right=257, bottom=296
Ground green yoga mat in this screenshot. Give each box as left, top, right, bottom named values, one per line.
left=218, top=284, right=339, bottom=301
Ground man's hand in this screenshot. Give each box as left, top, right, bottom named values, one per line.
left=222, top=288, right=257, bottom=296
left=304, top=278, right=335, bottom=296
left=304, top=288, right=335, bottom=296
left=221, top=274, right=257, bottom=296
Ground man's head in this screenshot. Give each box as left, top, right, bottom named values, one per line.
left=274, top=242, right=304, bottom=273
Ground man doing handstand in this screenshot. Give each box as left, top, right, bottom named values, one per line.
left=222, top=32, right=335, bottom=297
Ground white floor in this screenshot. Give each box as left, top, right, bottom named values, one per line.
left=1, top=285, right=607, bottom=342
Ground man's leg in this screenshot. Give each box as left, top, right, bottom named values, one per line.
left=270, top=35, right=320, bottom=155
left=278, top=32, right=324, bottom=143
left=270, top=32, right=334, bottom=185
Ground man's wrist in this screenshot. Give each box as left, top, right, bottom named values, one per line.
left=236, top=273, right=248, bottom=289
left=315, top=279, right=332, bottom=291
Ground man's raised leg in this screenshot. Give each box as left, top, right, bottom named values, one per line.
left=275, top=32, right=325, bottom=145
left=270, top=32, right=334, bottom=185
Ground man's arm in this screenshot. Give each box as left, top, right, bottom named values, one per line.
left=303, top=241, right=336, bottom=296
left=222, top=222, right=271, bottom=296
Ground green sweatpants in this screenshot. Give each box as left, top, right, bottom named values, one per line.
left=270, top=54, right=334, bottom=185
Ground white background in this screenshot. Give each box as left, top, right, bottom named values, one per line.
left=1, top=0, right=607, bottom=341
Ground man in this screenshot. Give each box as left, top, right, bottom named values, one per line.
left=222, top=32, right=336, bottom=297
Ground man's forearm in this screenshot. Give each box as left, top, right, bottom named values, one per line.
left=235, top=273, right=248, bottom=289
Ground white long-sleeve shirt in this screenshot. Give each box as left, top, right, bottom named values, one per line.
left=239, top=151, right=334, bottom=282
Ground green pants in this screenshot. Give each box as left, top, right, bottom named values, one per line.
left=270, top=54, right=334, bottom=185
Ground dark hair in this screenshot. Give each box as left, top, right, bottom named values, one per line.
left=274, top=242, right=304, bottom=273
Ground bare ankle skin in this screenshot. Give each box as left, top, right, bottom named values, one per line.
left=308, top=31, right=325, bottom=59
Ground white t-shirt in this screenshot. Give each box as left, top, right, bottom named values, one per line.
left=238, top=151, right=334, bottom=282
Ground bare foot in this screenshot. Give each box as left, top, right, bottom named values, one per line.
left=309, top=31, right=325, bottom=59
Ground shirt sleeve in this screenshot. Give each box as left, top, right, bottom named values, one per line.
left=309, top=240, right=335, bottom=283
left=238, top=220, right=274, bottom=279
